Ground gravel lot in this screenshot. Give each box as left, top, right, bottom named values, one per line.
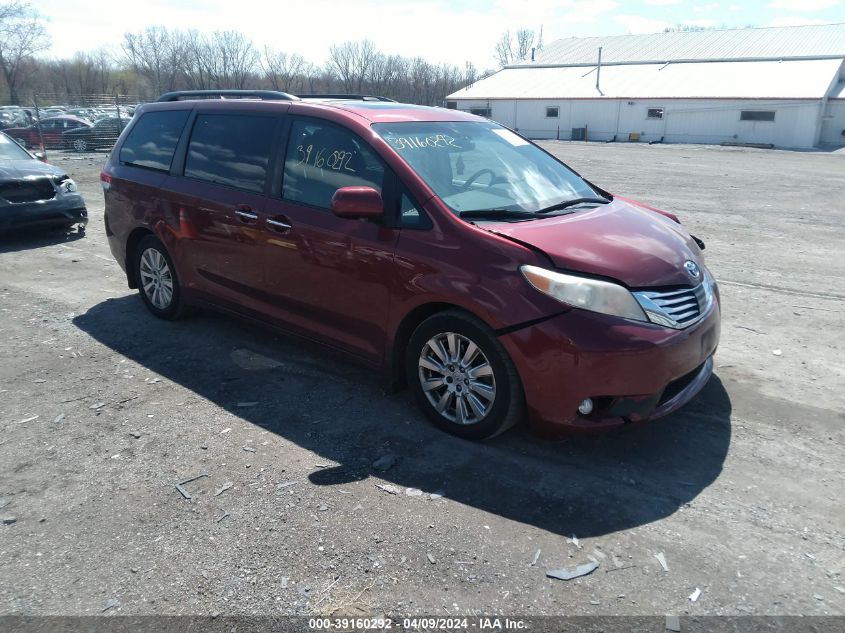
left=1, top=143, right=843, bottom=619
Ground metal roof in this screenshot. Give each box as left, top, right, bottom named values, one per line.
left=512, top=23, right=845, bottom=67
left=448, top=59, right=842, bottom=100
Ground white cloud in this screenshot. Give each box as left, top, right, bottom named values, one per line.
left=694, top=3, right=721, bottom=12
left=766, top=15, right=830, bottom=25
left=613, top=14, right=672, bottom=33
left=770, top=0, right=841, bottom=10
left=643, top=0, right=681, bottom=4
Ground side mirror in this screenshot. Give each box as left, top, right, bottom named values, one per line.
left=33, top=151, right=47, bottom=163
left=331, top=186, right=384, bottom=220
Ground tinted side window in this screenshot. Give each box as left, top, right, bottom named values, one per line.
left=282, top=120, right=384, bottom=209
left=119, top=110, right=190, bottom=172
left=185, top=114, right=276, bottom=193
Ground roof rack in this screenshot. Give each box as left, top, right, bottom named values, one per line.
left=156, top=90, right=299, bottom=102
left=296, top=94, right=396, bottom=102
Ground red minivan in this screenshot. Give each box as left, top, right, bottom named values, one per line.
left=103, top=91, right=720, bottom=440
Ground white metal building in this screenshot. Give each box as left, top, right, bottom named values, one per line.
left=447, top=24, right=845, bottom=148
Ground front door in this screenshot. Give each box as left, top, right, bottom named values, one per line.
left=262, top=118, right=399, bottom=363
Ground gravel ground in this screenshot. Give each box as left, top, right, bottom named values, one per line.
left=0, top=144, right=843, bottom=619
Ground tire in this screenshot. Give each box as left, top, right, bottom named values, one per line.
left=406, top=310, right=524, bottom=440
left=72, top=138, right=88, bottom=152
left=133, top=235, right=189, bottom=320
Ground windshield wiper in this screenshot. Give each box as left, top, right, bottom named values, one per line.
left=459, top=209, right=553, bottom=221
left=536, top=197, right=610, bottom=214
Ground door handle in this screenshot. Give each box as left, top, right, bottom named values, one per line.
left=235, top=209, right=258, bottom=223
left=266, top=218, right=292, bottom=232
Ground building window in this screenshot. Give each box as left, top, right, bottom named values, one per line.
left=446, top=101, right=457, bottom=110
left=546, top=106, right=559, bottom=118
left=647, top=108, right=664, bottom=119
left=740, top=110, right=776, bottom=122
left=469, top=107, right=491, bottom=118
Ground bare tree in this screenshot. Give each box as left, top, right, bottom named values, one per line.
left=465, top=61, right=478, bottom=85
left=300, top=61, right=319, bottom=93
left=123, top=26, right=181, bottom=96
left=182, top=29, right=212, bottom=90
left=206, top=30, right=258, bottom=89
left=496, top=27, right=541, bottom=66
left=60, top=51, right=113, bottom=96
left=494, top=31, right=514, bottom=68
left=0, top=1, right=49, bottom=103
left=327, top=39, right=377, bottom=93
left=515, top=28, right=535, bottom=61
left=2, top=20, right=474, bottom=107
left=262, top=47, right=306, bottom=92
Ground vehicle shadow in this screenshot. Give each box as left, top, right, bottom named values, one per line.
left=73, top=295, right=732, bottom=539
left=0, top=227, right=85, bottom=254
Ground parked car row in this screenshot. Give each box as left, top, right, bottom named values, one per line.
left=0, top=103, right=140, bottom=152
left=4, top=114, right=133, bottom=152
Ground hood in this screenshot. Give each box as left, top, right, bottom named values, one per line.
left=0, top=160, right=65, bottom=182
left=485, top=199, right=702, bottom=288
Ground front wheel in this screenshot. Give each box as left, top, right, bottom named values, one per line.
left=134, top=235, right=188, bottom=320
left=406, top=310, right=524, bottom=440
left=72, top=138, right=88, bottom=152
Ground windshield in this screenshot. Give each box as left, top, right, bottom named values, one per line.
left=372, top=121, right=599, bottom=214
left=0, top=133, right=33, bottom=160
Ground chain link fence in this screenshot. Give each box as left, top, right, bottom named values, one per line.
left=0, top=94, right=144, bottom=160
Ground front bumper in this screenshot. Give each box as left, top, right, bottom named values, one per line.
left=0, top=194, right=88, bottom=231
left=499, top=298, right=721, bottom=438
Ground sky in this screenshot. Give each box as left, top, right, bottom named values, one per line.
left=35, top=0, right=845, bottom=70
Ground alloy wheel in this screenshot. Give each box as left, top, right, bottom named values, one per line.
left=139, top=247, right=174, bottom=310
left=417, top=332, right=497, bottom=425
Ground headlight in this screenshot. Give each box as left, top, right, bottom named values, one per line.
left=59, top=178, right=78, bottom=194
left=521, top=265, right=648, bottom=322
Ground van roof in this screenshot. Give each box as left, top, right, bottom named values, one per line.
left=142, top=93, right=481, bottom=125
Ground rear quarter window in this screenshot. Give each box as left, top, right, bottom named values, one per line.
left=119, top=110, right=190, bottom=172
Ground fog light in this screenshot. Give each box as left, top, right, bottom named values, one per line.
left=578, top=398, right=594, bottom=416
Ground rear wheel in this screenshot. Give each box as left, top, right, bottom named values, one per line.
left=72, top=138, right=88, bottom=152
left=133, top=235, right=188, bottom=320
left=406, top=310, right=524, bottom=440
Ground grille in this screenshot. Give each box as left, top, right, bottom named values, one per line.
left=0, top=178, right=56, bottom=203
left=634, top=281, right=712, bottom=329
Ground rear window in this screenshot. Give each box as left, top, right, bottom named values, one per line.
left=119, top=111, right=189, bottom=171
left=184, top=114, right=276, bottom=193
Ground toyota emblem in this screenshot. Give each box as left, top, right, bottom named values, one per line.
left=684, top=260, right=701, bottom=279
